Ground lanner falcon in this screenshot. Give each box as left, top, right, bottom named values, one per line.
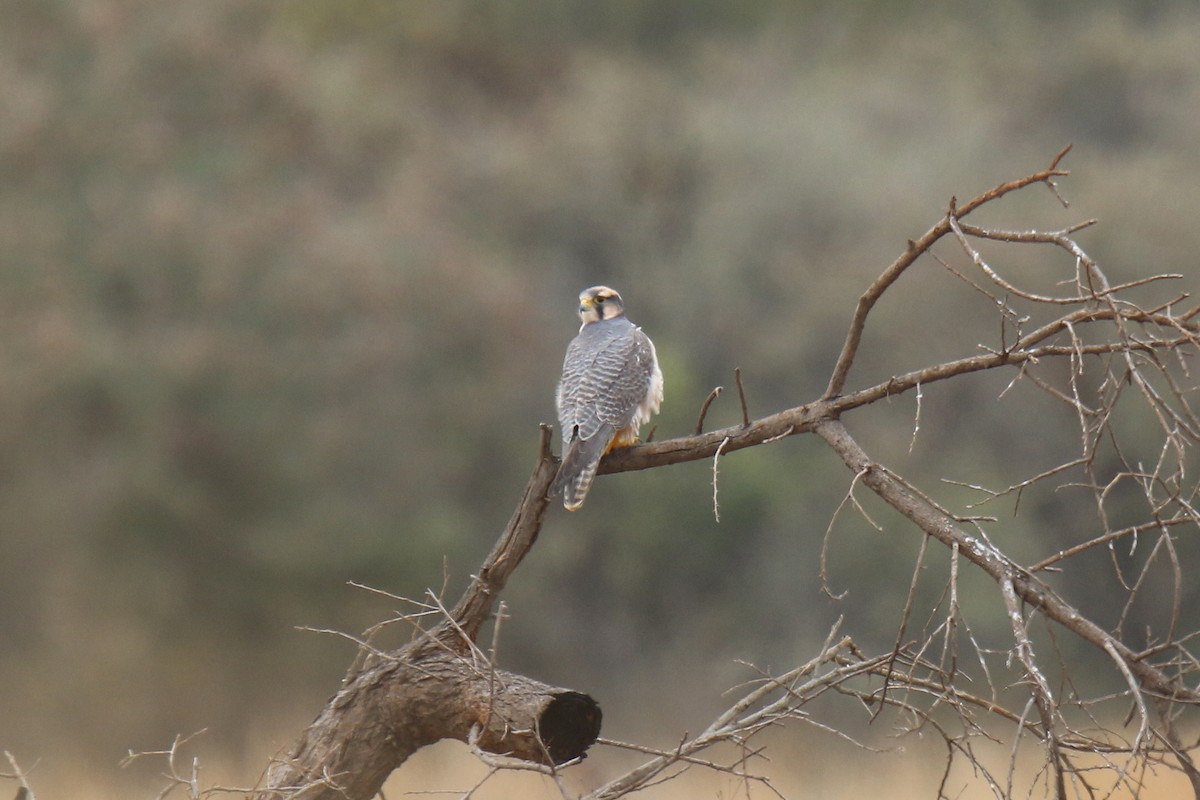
left=553, top=286, right=663, bottom=511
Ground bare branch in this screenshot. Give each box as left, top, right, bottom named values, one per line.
left=823, top=156, right=1071, bottom=399
left=695, top=386, right=723, bottom=434
left=240, top=153, right=1200, bottom=800
left=814, top=417, right=1200, bottom=704
left=1000, top=577, right=1065, bottom=800
left=734, top=367, right=750, bottom=427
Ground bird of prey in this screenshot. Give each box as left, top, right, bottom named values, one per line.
left=554, top=286, right=663, bottom=511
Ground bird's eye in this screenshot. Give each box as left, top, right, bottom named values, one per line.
left=594, top=295, right=605, bottom=304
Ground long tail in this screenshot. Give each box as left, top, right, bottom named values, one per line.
left=553, top=426, right=614, bottom=511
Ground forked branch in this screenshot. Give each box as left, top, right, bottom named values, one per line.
left=243, top=152, right=1200, bottom=800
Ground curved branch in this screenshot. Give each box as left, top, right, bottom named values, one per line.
left=447, top=424, right=559, bottom=643
left=253, top=153, right=1200, bottom=800
left=256, top=427, right=591, bottom=800
left=257, top=647, right=600, bottom=800
left=813, top=416, right=1200, bottom=705
left=823, top=156, right=1071, bottom=399
left=601, top=314, right=1197, bottom=478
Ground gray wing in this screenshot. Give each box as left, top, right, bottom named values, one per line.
left=556, top=319, right=655, bottom=442
left=553, top=319, right=656, bottom=509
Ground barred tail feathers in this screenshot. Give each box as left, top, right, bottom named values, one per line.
left=562, top=458, right=600, bottom=511
left=554, top=426, right=613, bottom=511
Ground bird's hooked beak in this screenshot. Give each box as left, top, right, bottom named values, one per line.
left=578, top=292, right=604, bottom=325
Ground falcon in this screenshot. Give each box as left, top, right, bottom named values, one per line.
left=553, top=286, right=663, bottom=511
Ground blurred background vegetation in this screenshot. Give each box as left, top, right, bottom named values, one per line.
left=3, top=1, right=1200, bottom=797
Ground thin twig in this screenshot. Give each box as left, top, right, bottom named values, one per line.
left=909, top=382, right=922, bottom=453
left=712, top=436, right=730, bottom=523
left=695, top=386, right=722, bottom=434
left=734, top=367, right=750, bottom=427
left=1001, top=578, right=1065, bottom=800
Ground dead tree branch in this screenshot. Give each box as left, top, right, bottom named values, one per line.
left=243, top=152, right=1200, bottom=799
left=254, top=426, right=599, bottom=800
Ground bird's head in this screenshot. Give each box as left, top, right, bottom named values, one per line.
left=578, top=286, right=625, bottom=325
